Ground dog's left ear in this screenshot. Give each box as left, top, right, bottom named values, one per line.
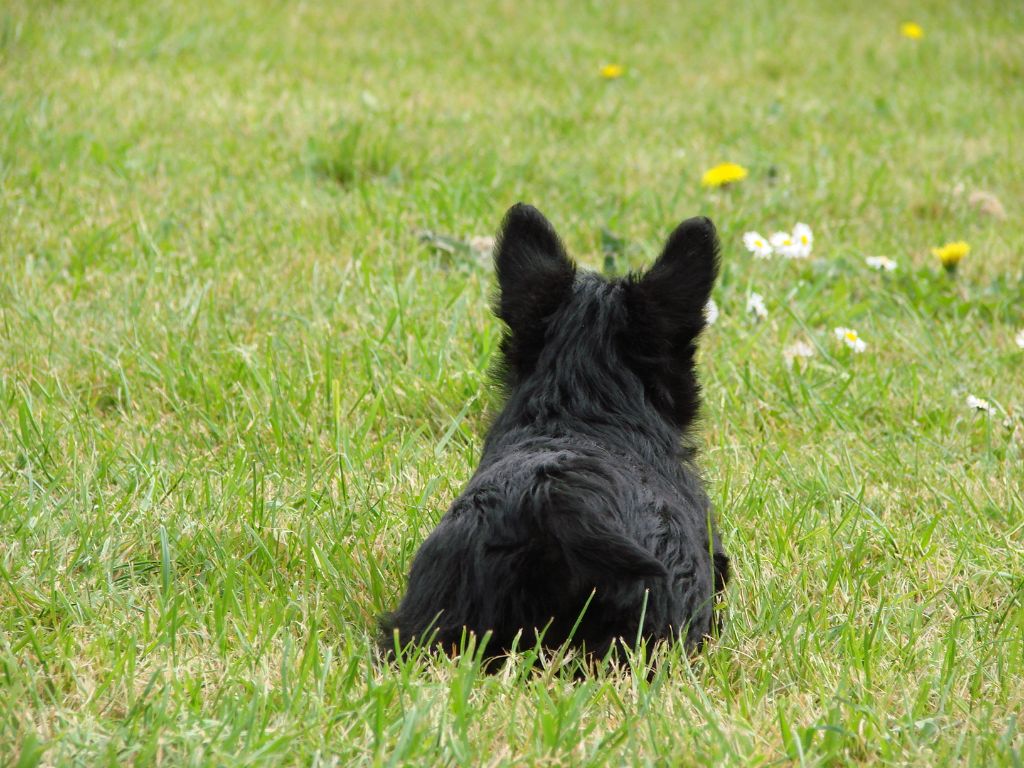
left=494, top=203, right=576, bottom=337
left=631, top=216, right=719, bottom=345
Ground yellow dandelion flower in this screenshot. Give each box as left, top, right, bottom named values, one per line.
left=932, top=241, right=970, bottom=272
left=701, top=162, right=748, bottom=188
left=900, top=22, right=924, bottom=39
left=600, top=64, right=624, bottom=80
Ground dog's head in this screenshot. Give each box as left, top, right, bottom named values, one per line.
left=493, top=203, right=719, bottom=429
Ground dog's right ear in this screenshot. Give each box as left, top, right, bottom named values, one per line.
left=634, top=216, right=720, bottom=338
left=625, top=216, right=720, bottom=427
left=494, top=203, right=575, bottom=337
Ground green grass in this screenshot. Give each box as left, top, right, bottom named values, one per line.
left=2, top=0, right=1023, bottom=764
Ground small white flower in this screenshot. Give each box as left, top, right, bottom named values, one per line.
left=1015, top=329, right=1024, bottom=349
left=704, top=298, right=719, bottom=326
left=865, top=256, right=898, bottom=272
left=770, top=231, right=801, bottom=259
left=966, top=395, right=996, bottom=415
left=834, top=326, right=867, bottom=353
left=783, top=340, right=815, bottom=367
left=742, top=231, right=773, bottom=259
left=746, top=292, right=768, bottom=321
left=791, top=222, right=813, bottom=258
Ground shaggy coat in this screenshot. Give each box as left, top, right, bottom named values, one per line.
left=381, top=204, right=729, bottom=659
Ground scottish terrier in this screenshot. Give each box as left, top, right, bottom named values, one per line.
left=380, top=204, right=729, bottom=662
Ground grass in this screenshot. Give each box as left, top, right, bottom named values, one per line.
left=1, top=0, right=1022, bottom=764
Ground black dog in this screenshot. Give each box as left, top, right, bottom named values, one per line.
left=381, top=204, right=729, bottom=661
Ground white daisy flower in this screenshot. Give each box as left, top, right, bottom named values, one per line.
left=742, top=231, right=773, bottom=259
left=791, top=222, right=813, bottom=258
left=704, top=298, right=719, bottom=326
left=833, top=326, right=867, bottom=353
left=966, top=395, right=996, bottom=415
left=746, top=292, right=768, bottom=321
left=783, top=340, right=815, bottom=368
left=1015, top=329, right=1024, bottom=349
left=770, top=231, right=801, bottom=259
left=865, top=256, right=898, bottom=272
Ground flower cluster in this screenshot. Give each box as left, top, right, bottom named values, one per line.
left=600, top=64, right=624, bottom=80
left=742, top=222, right=972, bottom=275
left=708, top=220, right=1010, bottom=409
left=742, top=224, right=813, bottom=259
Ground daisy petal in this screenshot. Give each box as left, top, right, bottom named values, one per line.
left=791, top=222, right=813, bottom=258
left=866, top=256, right=898, bottom=271
left=966, top=395, right=995, bottom=415
left=704, top=298, right=719, bottom=326
left=743, top=231, right=773, bottom=259
left=746, top=292, right=768, bottom=321
left=834, top=327, right=867, bottom=353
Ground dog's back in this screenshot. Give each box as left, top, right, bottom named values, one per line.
left=381, top=204, right=729, bottom=659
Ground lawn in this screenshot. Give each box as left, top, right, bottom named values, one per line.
left=1, top=0, right=1022, bottom=765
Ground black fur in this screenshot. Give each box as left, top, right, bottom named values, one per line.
left=380, top=203, right=729, bottom=661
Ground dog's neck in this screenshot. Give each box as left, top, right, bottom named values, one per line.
left=485, top=362, right=687, bottom=464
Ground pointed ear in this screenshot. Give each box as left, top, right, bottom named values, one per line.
left=625, top=216, right=720, bottom=427
left=633, top=215, right=719, bottom=341
left=494, top=203, right=575, bottom=336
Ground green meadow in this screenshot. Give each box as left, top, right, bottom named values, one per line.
left=1, top=0, right=1022, bottom=764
